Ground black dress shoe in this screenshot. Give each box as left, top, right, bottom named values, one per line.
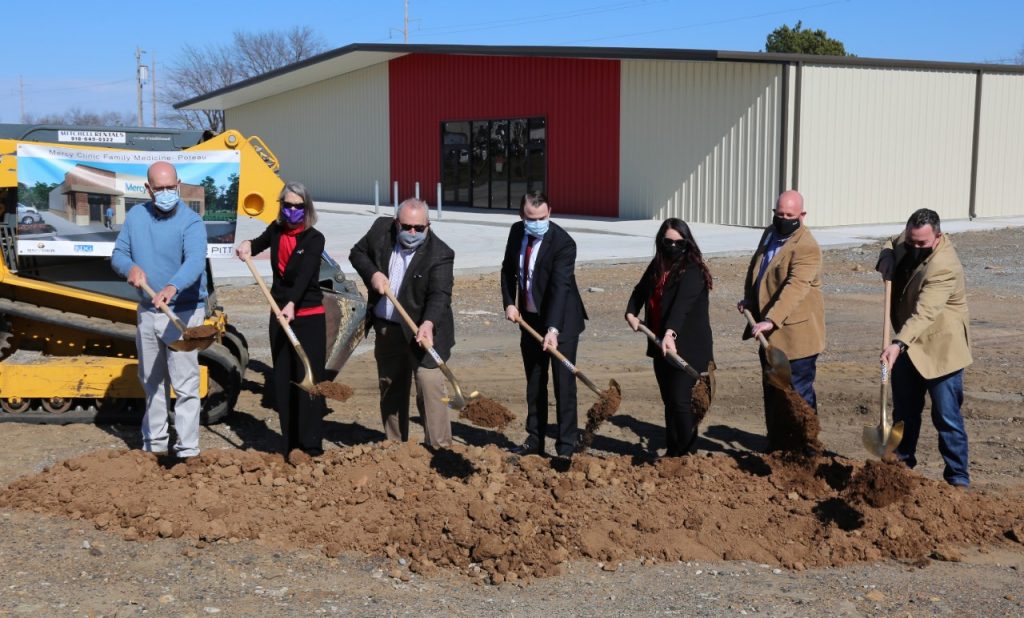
left=511, top=440, right=543, bottom=456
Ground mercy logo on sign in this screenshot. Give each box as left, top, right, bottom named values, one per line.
left=125, top=182, right=146, bottom=193
left=73, top=244, right=94, bottom=253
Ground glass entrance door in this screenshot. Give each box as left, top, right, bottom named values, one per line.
left=440, top=116, right=545, bottom=209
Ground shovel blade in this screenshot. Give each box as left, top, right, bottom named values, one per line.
left=764, top=346, right=792, bottom=387
left=438, top=363, right=480, bottom=411
left=862, top=421, right=905, bottom=458
left=168, top=338, right=214, bottom=352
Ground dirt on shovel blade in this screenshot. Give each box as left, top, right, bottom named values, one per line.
left=691, top=378, right=712, bottom=425
left=183, top=324, right=219, bottom=340
left=766, top=386, right=823, bottom=454
left=579, top=381, right=623, bottom=449
left=310, top=382, right=353, bottom=402
left=459, top=397, right=516, bottom=429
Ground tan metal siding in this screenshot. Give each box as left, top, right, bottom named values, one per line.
left=619, top=60, right=782, bottom=226
left=797, top=66, right=975, bottom=226
left=226, top=63, right=390, bottom=204
left=975, top=73, right=1024, bottom=218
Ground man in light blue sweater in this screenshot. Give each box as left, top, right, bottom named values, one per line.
left=112, top=161, right=208, bottom=458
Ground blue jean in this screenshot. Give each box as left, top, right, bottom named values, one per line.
left=891, top=354, right=970, bottom=486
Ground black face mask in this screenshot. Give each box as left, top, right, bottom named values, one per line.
left=904, top=243, right=933, bottom=265
left=772, top=215, right=800, bottom=237
left=660, top=238, right=686, bottom=261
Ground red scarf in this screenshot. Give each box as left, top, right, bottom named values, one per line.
left=648, top=269, right=671, bottom=333
left=277, top=226, right=324, bottom=317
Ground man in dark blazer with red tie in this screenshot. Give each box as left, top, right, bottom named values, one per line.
left=501, top=191, right=588, bottom=458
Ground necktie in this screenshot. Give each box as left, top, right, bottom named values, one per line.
left=521, top=236, right=538, bottom=307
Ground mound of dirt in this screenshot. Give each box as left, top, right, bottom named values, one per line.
left=312, top=381, right=353, bottom=402
left=844, top=457, right=919, bottom=508
left=2, top=445, right=1020, bottom=584
left=578, top=380, right=623, bottom=449
left=459, top=397, right=516, bottom=429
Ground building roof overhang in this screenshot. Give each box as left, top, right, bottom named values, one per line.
left=176, top=42, right=1024, bottom=111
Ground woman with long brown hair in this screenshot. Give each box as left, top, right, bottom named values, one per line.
left=625, top=218, right=714, bottom=456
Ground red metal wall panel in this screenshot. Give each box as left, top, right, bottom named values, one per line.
left=388, top=54, right=620, bottom=217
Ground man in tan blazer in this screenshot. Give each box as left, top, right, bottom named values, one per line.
left=876, top=208, right=971, bottom=486
left=738, top=190, right=826, bottom=450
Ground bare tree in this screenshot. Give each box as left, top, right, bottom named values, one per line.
left=233, top=26, right=327, bottom=76
left=24, top=108, right=135, bottom=126
left=163, top=26, right=327, bottom=131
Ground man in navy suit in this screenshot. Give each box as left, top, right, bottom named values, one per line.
left=501, top=191, right=588, bottom=457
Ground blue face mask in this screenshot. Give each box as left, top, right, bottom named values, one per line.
left=398, top=230, right=426, bottom=250
left=524, top=218, right=549, bottom=239
left=153, top=188, right=179, bottom=212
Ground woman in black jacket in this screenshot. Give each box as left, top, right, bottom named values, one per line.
left=625, top=218, right=714, bottom=456
left=235, top=182, right=326, bottom=456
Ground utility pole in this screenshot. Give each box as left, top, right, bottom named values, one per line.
left=19, top=75, right=25, bottom=123
left=151, top=52, right=157, bottom=128
left=390, top=0, right=411, bottom=43
left=135, top=46, right=149, bottom=127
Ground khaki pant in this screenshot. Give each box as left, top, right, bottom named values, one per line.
left=136, top=306, right=204, bottom=458
left=373, top=320, right=452, bottom=448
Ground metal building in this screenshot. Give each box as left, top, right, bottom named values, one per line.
left=178, top=44, right=1024, bottom=227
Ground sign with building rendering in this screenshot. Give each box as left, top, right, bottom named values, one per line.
left=14, top=144, right=240, bottom=257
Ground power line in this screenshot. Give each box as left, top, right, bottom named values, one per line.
left=0, top=77, right=134, bottom=98
left=561, top=0, right=851, bottom=45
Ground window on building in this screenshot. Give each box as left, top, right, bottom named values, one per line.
left=441, top=117, right=545, bottom=209
left=124, top=198, right=147, bottom=212
left=189, top=201, right=200, bottom=213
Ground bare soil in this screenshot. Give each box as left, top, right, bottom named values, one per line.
left=1, top=226, right=1023, bottom=616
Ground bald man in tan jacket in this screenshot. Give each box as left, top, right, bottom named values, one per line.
left=739, top=190, right=826, bottom=451
left=877, top=208, right=971, bottom=486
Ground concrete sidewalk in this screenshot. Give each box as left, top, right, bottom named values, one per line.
left=211, top=201, right=1024, bottom=284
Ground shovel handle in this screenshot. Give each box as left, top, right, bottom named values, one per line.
left=514, top=315, right=602, bottom=397
left=743, top=309, right=771, bottom=349
left=243, top=257, right=303, bottom=350
left=382, top=289, right=445, bottom=363
left=139, top=281, right=189, bottom=332
left=881, top=279, right=893, bottom=355
left=635, top=323, right=701, bottom=380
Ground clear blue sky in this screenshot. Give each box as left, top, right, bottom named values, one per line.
left=2, top=0, right=1021, bottom=124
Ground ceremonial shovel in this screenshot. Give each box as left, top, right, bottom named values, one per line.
left=140, top=281, right=216, bottom=352
left=862, top=279, right=905, bottom=458
left=743, top=309, right=792, bottom=390
left=383, top=288, right=479, bottom=410
left=244, top=256, right=318, bottom=394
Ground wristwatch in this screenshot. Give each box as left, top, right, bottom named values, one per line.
left=893, top=339, right=908, bottom=353
left=547, top=327, right=559, bottom=336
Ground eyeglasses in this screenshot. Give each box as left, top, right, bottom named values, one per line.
left=399, top=223, right=428, bottom=232
left=280, top=201, right=304, bottom=210
left=661, top=238, right=685, bottom=248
